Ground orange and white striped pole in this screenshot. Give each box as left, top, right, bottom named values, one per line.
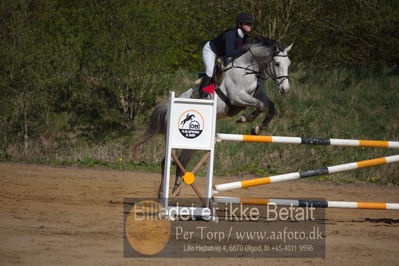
left=214, top=154, right=399, bottom=192
left=217, top=133, right=399, bottom=149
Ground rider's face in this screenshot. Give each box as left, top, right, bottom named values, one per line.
left=241, top=23, right=252, bottom=33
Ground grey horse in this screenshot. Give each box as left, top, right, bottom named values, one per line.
left=132, top=36, right=292, bottom=198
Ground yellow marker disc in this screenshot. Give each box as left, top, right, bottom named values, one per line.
left=182, top=172, right=195, bottom=184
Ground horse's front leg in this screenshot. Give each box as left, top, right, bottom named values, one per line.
left=232, top=92, right=266, bottom=134
left=234, top=78, right=270, bottom=132
left=251, top=89, right=276, bottom=135
left=235, top=109, right=262, bottom=123
left=231, top=89, right=266, bottom=112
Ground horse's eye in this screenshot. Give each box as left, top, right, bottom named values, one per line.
left=275, top=63, right=280, bottom=67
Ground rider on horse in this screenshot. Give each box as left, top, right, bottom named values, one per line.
left=198, top=12, right=254, bottom=99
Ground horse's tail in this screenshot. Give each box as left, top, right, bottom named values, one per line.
left=131, top=103, right=168, bottom=161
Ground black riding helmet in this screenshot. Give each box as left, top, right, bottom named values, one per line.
left=236, top=12, right=254, bottom=24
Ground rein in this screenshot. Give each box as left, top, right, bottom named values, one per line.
left=223, top=46, right=289, bottom=86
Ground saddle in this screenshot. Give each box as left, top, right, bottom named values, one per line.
left=192, top=57, right=228, bottom=99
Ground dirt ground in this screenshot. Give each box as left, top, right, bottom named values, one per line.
left=1, top=162, right=399, bottom=265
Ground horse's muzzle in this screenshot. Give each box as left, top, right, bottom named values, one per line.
left=279, top=87, right=289, bottom=94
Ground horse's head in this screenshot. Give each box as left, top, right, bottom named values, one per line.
left=252, top=36, right=293, bottom=94
left=272, top=43, right=292, bottom=94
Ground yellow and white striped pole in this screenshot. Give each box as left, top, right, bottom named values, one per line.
left=214, top=154, right=399, bottom=192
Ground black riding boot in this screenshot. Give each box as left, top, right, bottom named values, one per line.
left=198, top=75, right=214, bottom=99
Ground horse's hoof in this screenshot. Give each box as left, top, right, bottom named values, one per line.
left=235, top=115, right=246, bottom=123
left=251, top=126, right=262, bottom=135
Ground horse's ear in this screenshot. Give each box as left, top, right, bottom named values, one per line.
left=284, top=43, right=293, bottom=53
left=274, top=42, right=280, bottom=53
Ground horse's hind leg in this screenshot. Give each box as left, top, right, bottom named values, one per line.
left=158, top=149, right=194, bottom=199
left=131, top=130, right=155, bottom=161
left=172, top=149, right=194, bottom=196
left=158, top=156, right=167, bottom=199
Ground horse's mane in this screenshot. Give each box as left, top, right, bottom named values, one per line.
left=245, top=35, right=285, bottom=71
left=254, top=35, right=286, bottom=53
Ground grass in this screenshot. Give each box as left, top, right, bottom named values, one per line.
left=1, top=67, right=398, bottom=185
left=211, top=67, right=399, bottom=184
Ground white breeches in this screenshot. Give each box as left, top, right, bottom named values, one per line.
left=203, top=41, right=217, bottom=78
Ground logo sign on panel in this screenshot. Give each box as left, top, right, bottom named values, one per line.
left=178, top=110, right=204, bottom=139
